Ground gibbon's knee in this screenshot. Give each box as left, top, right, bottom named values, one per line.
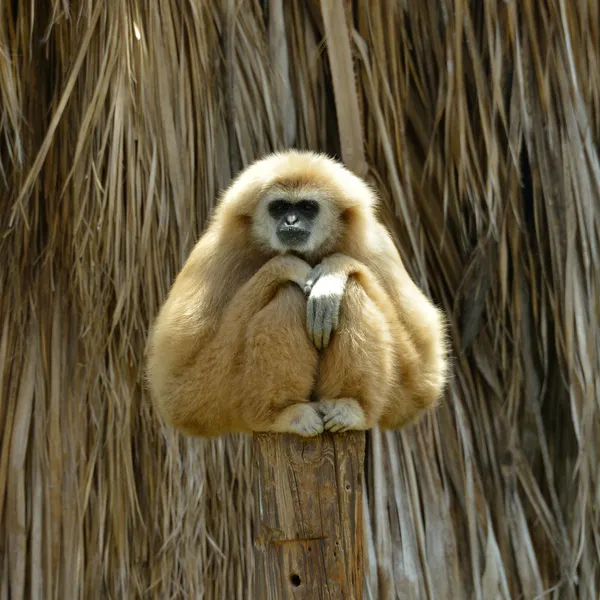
left=316, top=279, right=392, bottom=422
left=241, top=284, right=318, bottom=426
left=378, top=324, right=441, bottom=431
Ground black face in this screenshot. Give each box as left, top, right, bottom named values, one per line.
left=268, top=198, right=320, bottom=247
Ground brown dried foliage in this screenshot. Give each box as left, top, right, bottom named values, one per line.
left=0, top=1, right=598, bottom=598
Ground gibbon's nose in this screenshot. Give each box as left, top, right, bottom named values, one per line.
left=277, top=221, right=310, bottom=247
left=285, top=213, right=298, bottom=225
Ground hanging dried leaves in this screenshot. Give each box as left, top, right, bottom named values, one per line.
left=0, top=1, right=598, bottom=598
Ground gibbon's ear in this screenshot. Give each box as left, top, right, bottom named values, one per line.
left=215, top=152, right=295, bottom=221
left=213, top=172, right=266, bottom=223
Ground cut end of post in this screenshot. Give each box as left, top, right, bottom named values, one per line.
left=253, top=431, right=365, bottom=599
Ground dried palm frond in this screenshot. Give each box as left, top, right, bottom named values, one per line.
left=0, top=1, right=598, bottom=598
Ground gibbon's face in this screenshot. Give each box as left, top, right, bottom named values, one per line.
left=252, top=187, right=342, bottom=257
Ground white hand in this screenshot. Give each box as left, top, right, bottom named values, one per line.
left=304, top=264, right=347, bottom=349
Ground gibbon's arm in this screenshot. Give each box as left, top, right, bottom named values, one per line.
left=305, top=225, right=448, bottom=398
left=147, top=231, right=230, bottom=370
left=370, top=227, right=447, bottom=341
left=146, top=250, right=312, bottom=435
left=145, top=234, right=230, bottom=417
left=365, top=226, right=449, bottom=395
left=215, top=254, right=311, bottom=331
left=303, top=251, right=399, bottom=349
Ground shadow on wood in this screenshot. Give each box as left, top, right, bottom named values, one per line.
left=253, top=431, right=365, bottom=599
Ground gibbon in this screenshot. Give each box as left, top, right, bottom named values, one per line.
left=145, top=151, right=449, bottom=437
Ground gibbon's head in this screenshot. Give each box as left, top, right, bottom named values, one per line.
left=216, top=150, right=378, bottom=259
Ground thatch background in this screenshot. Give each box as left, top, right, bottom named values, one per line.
left=1, top=0, right=598, bottom=598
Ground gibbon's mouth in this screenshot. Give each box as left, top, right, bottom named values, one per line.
left=277, top=227, right=310, bottom=247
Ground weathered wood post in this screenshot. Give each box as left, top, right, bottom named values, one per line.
left=254, top=0, right=366, bottom=594
left=253, top=431, right=365, bottom=598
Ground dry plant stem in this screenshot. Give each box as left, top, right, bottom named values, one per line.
left=253, top=431, right=365, bottom=599
left=1, top=1, right=599, bottom=598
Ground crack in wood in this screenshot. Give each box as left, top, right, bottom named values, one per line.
left=271, top=536, right=329, bottom=546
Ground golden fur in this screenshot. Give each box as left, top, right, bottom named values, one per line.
left=145, top=150, right=449, bottom=437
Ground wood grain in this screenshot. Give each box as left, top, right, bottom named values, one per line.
left=253, top=431, right=365, bottom=599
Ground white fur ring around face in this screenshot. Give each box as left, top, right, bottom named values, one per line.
left=305, top=266, right=347, bottom=349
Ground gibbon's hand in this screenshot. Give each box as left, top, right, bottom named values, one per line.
left=304, top=262, right=348, bottom=350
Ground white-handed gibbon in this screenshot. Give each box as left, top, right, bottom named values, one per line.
left=145, top=151, right=449, bottom=437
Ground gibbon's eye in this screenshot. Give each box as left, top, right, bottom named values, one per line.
left=268, top=199, right=290, bottom=219
left=296, top=199, right=320, bottom=219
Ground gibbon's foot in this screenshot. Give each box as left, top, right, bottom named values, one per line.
left=269, top=403, right=324, bottom=437
left=316, top=398, right=369, bottom=432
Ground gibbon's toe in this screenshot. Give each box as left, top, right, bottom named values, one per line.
left=272, top=403, right=324, bottom=437
left=316, top=398, right=369, bottom=432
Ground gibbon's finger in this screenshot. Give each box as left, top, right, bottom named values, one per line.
left=304, top=264, right=323, bottom=295
left=315, top=296, right=328, bottom=350
left=314, top=295, right=328, bottom=350
left=320, top=298, right=329, bottom=348
left=308, top=271, right=345, bottom=348
left=322, top=410, right=338, bottom=425
left=275, top=404, right=324, bottom=436
left=321, top=316, right=331, bottom=348
left=308, top=296, right=317, bottom=347
left=321, top=296, right=335, bottom=347
left=323, top=293, right=341, bottom=348
left=312, top=296, right=323, bottom=350
left=332, top=294, right=340, bottom=331
left=306, top=297, right=317, bottom=345
left=314, top=402, right=328, bottom=417
left=331, top=293, right=341, bottom=331
left=322, top=295, right=338, bottom=348
left=304, top=265, right=322, bottom=293
left=325, top=415, right=346, bottom=432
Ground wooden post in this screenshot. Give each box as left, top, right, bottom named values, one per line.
left=253, top=431, right=365, bottom=599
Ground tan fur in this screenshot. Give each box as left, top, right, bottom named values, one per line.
left=145, top=150, right=449, bottom=437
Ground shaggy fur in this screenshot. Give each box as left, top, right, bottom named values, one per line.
left=145, top=150, right=449, bottom=437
